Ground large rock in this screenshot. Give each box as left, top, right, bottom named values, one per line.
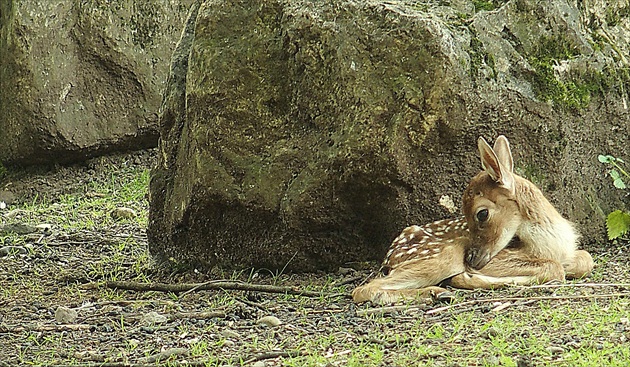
left=148, top=0, right=630, bottom=272
left=0, top=0, right=194, bottom=165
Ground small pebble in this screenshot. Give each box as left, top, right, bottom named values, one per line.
left=0, top=223, right=38, bottom=235
left=484, top=356, right=500, bottom=365
left=142, top=311, right=168, bottom=325
left=110, top=207, right=137, bottom=220
left=546, top=346, right=564, bottom=354
left=3, top=209, right=24, bottom=218
left=565, top=341, right=580, bottom=349
left=256, top=315, right=282, bottom=327
left=140, top=326, right=155, bottom=334
left=221, top=329, right=240, bottom=339
left=0, top=246, right=28, bottom=256
left=252, top=361, right=267, bottom=367
left=55, top=306, right=78, bottom=324
left=36, top=223, right=53, bottom=232
left=338, top=267, right=353, bottom=275
left=0, top=190, right=16, bottom=205
left=484, top=327, right=499, bottom=338
left=140, top=348, right=189, bottom=363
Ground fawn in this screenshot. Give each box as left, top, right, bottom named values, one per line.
left=352, top=135, right=594, bottom=304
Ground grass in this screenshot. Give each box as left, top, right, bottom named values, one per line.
left=1, top=153, right=629, bottom=366
left=282, top=296, right=630, bottom=367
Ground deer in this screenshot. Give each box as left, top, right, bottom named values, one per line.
left=352, top=135, right=594, bottom=304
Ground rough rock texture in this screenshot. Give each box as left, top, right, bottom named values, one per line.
left=0, top=0, right=194, bottom=165
left=149, top=0, right=630, bottom=272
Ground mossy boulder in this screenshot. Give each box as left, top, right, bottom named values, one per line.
left=0, top=0, right=194, bottom=165
left=149, top=0, right=629, bottom=272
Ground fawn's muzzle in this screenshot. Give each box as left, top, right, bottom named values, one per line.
left=466, top=247, right=492, bottom=270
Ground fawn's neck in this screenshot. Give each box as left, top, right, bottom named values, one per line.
left=513, top=177, right=578, bottom=263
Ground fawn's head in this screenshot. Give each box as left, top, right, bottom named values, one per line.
left=462, top=135, right=522, bottom=270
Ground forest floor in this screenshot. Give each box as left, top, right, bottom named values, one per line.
left=1, top=150, right=629, bottom=367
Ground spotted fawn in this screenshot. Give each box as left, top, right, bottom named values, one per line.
left=352, top=135, right=594, bottom=304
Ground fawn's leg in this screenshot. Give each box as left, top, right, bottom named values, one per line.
left=449, top=248, right=565, bottom=289
left=564, top=250, right=594, bottom=279
left=352, top=245, right=465, bottom=304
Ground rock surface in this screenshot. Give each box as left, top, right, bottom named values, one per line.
left=0, top=0, right=194, bottom=165
left=149, top=0, right=630, bottom=272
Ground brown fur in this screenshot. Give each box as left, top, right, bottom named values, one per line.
left=352, top=136, right=594, bottom=304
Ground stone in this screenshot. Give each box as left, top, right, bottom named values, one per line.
left=0, top=223, right=38, bottom=235
left=141, top=311, right=168, bottom=325
left=256, top=316, right=282, bottom=328
left=0, top=191, right=16, bottom=205
left=149, top=0, right=630, bottom=272
left=546, top=346, right=565, bottom=354
left=0, top=1, right=195, bottom=165
left=139, top=348, right=189, bottom=363
left=0, top=246, right=28, bottom=257
left=220, top=329, right=240, bottom=339
left=55, top=306, right=78, bottom=324
left=110, top=207, right=137, bottom=220
left=36, top=223, right=53, bottom=232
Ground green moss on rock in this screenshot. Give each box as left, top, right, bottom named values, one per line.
left=525, top=35, right=609, bottom=110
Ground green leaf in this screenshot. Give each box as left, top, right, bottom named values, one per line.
left=606, top=210, right=630, bottom=240
left=598, top=155, right=612, bottom=163
left=610, top=169, right=620, bottom=179
left=613, top=178, right=627, bottom=189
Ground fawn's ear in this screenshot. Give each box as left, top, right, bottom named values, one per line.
left=492, top=135, right=514, bottom=173
left=478, top=136, right=515, bottom=193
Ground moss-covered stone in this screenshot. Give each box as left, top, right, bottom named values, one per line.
left=149, top=0, right=630, bottom=272
left=0, top=0, right=195, bottom=165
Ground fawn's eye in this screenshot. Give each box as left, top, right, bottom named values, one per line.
left=476, top=208, right=489, bottom=222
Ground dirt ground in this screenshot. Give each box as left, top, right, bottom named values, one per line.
left=0, top=150, right=629, bottom=367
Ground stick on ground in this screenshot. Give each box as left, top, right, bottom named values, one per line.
left=103, top=280, right=350, bottom=298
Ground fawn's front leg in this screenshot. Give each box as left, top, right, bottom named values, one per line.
left=449, top=248, right=565, bottom=289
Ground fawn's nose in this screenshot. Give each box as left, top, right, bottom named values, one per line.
left=466, top=247, right=491, bottom=270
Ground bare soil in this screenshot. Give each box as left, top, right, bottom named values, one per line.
left=0, top=150, right=629, bottom=367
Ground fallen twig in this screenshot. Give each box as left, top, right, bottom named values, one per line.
left=490, top=301, right=513, bottom=312
left=43, top=355, right=309, bottom=367
left=171, top=310, right=226, bottom=319
left=426, top=292, right=630, bottom=315
left=333, top=275, right=365, bottom=286
left=243, top=350, right=309, bottom=364
left=139, top=348, right=188, bottom=363
left=1, top=324, right=92, bottom=333
left=102, top=280, right=348, bottom=298
left=519, top=282, right=630, bottom=289
left=42, top=363, right=208, bottom=367
left=356, top=304, right=426, bottom=316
